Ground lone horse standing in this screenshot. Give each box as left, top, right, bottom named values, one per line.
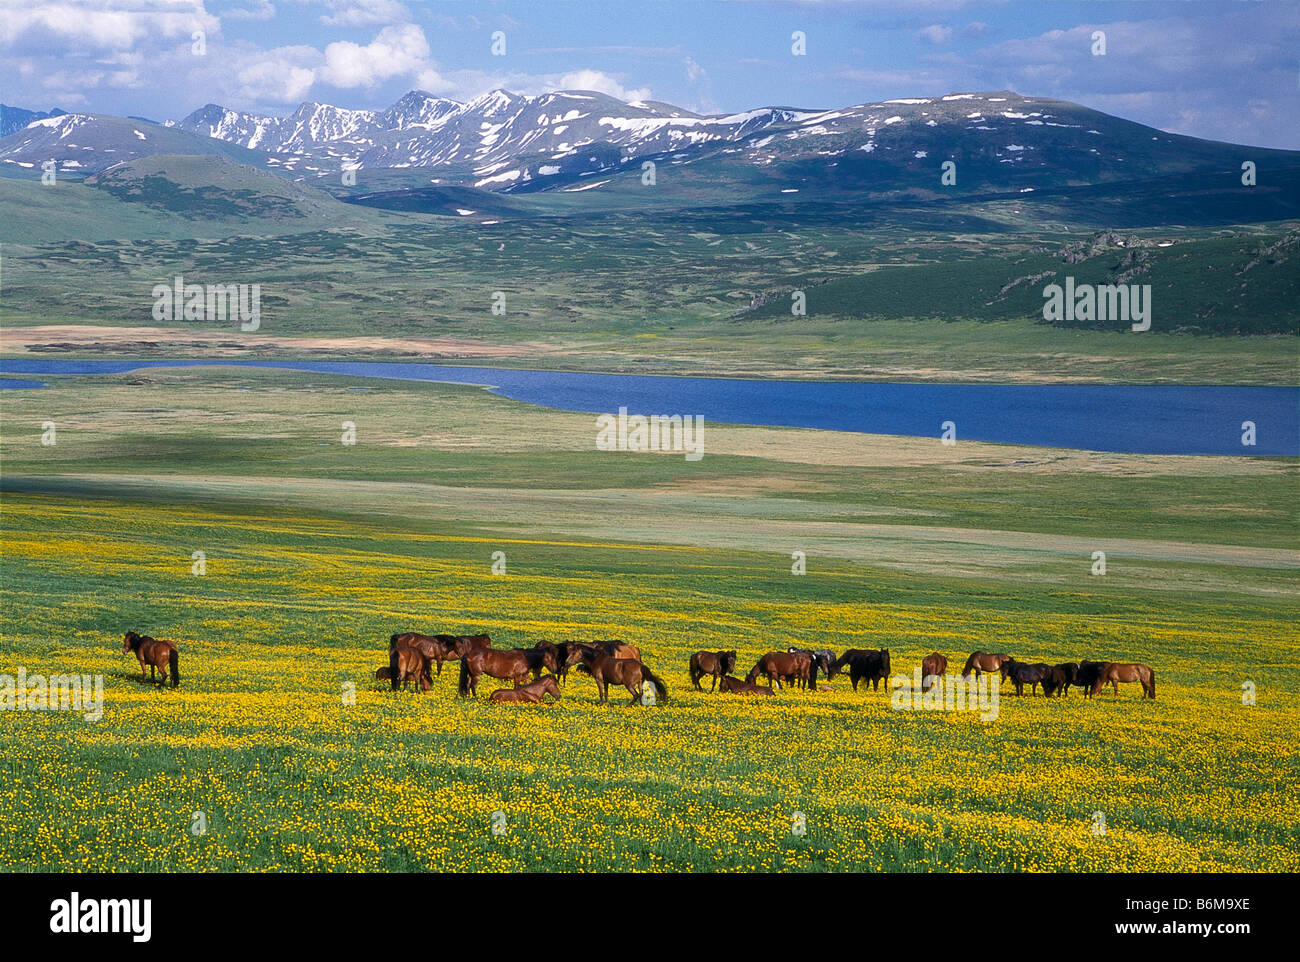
left=122, top=631, right=179, bottom=688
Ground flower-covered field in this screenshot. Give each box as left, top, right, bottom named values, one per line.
left=1, top=493, right=1296, bottom=872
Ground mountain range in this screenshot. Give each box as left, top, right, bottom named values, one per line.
left=5, top=88, right=1298, bottom=203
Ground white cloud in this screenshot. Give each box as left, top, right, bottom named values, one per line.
left=0, top=0, right=218, bottom=51
left=917, top=24, right=954, bottom=45
left=556, top=69, right=651, bottom=102
left=318, top=22, right=430, bottom=88
left=316, top=0, right=408, bottom=28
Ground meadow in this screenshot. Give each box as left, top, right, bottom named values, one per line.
left=0, top=368, right=1296, bottom=872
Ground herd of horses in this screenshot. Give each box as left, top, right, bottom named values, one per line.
left=116, top=628, right=1154, bottom=703
left=378, top=634, right=1157, bottom=704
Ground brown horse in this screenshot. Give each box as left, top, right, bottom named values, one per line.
left=689, top=650, right=737, bottom=691
left=122, top=631, right=179, bottom=688
left=921, top=652, right=948, bottom=692
left=391, top=633, right=489, bottom=677
left=560, top=640, right=641, bottom=674
left=1002, top=659, right=1052, bottom=696
left=458, top=646, right=536, bottom=698
left=1072, top=660, right=1106, bottom=699
left=718, top=675, right=774, bottom=696
left=1093, top=662, right=1156, bottom=699
left=961, top=651, right=1012, bottom=679
left=831, top=649, right=890, bottom=691
left=747, top=651, right=815, bottom=691
left=390, top=647, right=432, bottom=692
left=570, top=645, right=668, bottom=705
left=517, top=642, right=560, bottom=680
left=489, top=676, right=562, bottom=704
left=375, top=666, right=393, bottom=682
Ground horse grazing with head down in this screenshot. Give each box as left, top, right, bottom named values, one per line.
left=568, top=644, right=668, bottom=705
left=961, top=651, right=1012, bottom=680
left=122, top=631, right=179, bottom=688
left=747, top=650, right=815, bottom=691
left=1001, top=659, right=1053, bottom=696
left=1093, top=662, right=1156, bottom=699
left=831, top=649, right=890, bottom=692
left=689, top=650, right=737, bottom=691
left=458, top=645, right=537, bottom=698
left=921, top=652, right=948, bottom=692
left=488, top=676, right=562, bottom=704
left=391, top=632, right=489, bottom=678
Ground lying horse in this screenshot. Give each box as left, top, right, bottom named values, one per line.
left=390, top=646, right=432, bottom=693
left=921, top=652, right=948, bottom=692
left=689, top=650, right=737, bottom=691
left=569, top=644, right=668, bottom=705
left=1002, top=659, right=1053, bottom=696
left=831, top=649, right=890, bottom=691
left=122, top=631, right=180, bottom=688
left=458, top=646, right=534, bottom=698
left=962, top=651, right=1012, bottom=679
left=719, top=675, right=774, bottom=696
left=489, top=676, right=562, bottom=704
left=747, top=650, right=814, bottom=691
left=1093, top=662, right=1156, bottom=699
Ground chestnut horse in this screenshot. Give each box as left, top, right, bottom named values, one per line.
left=391, top=632, right=489, bottom=678
left=961, top=651, right=1012, bottom=679
left=122, top=631, right=179, bottom=688
left=921, top=652, right=948, bottom=692
left=747, top=650, right=814, bottom=691
left=1093, top=662, right=1156, bottom=699
left=719, top=675, right=774, bottom=696
left=458, top=646, right=537, bottom=698
left=489, top=676, right=562, bottom=704
left=390, top=647, right=432, bottom=692
left=689, top=650, right=737, bottom=691
left=569, top=644, right=668, bottom=705
left=518, top=641, right=560, bottom=680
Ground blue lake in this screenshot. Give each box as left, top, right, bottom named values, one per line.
left=1, top=358, right=1296, bottom=456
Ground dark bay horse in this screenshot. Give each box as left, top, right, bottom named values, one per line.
left=747, top=650, right=814, bottom=691
left=1002, top=659, right=1052, bottom=696
left=569, top=645, right=668, bottom=705
left=122, top=631, right=179, bottom=688
left=1093, top=662, right=1156, bottom=699
left=1073, top=661, right=1106, bottom=699
left=517, top=642, right=560, bottom=680
left=961, top=651, right=1012, bottom=680
left=831, top=649, right=890, bottom=691
left=719, top=675, right=774, bottom=696
left=689, top=650, right=737, bottom=691
left=921, top=652, right=948, bottom=692
left=489, top=676, right=562, bottom=704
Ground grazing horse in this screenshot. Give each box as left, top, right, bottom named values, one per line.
left=961, top=651, right=1012, bottom=680
left=1072, top=660, right=1106, bottom=699
left=1093, top=662, right=1156, bottom=699
left=122, top=631, right=179, bottom=688
left=831, top=649, right=890, bottom=691
left=1002, top=659, right=1053, bottom=696
left=489, top=676, right=562, bottom=704
left=788, top=648, right=836, bottom=681
left=458, top=647, right=534, bottom=698
left=1042, top=663, right=1076, bottom=697
left=389, top=647, right=432, bottom=692
left=718, top=675, right=774, bottom=696
left=375, top=666, right=393, bottom=682
left=747, top=650, right=814, bottom=691
left=569, top=644, right=668, bottom=705
left=921, top=652, right=948, bottom=692
left=689, top=650, right=737, bottom=691
left=392, top=633, right=490, bottom=678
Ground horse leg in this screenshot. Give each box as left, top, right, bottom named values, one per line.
left=628, top=682, right=641, bottom=706
left=710, top=673, right=717, bottom=693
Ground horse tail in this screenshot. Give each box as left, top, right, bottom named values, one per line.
left=641, top=665, right=668, bottom=703
left=808, top=659, right=818, bottom=692
left=457, top=656, right=471, bottom=697
left=169, top=648, right=180, bottom=688
left=389, top=646, right=401, bottom=691
left=389, top=633, right=401, bottom=652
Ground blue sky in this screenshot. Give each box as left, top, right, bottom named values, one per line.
left=1, top=0, right=1297, bottom=149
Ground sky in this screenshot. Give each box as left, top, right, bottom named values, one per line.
left=1, top=0, right=1297, bottom=149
